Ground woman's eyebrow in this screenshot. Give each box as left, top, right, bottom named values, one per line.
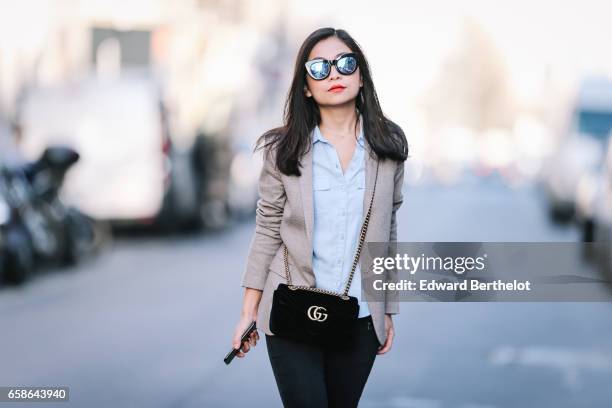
left=311, top=52, right=348, bottom=60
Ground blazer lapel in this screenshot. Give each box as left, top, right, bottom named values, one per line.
left=299, top=135, right=314, bottom=245
left=363, top=140, right=378, bottom=220
left=298, top=129, right=378, bottom=274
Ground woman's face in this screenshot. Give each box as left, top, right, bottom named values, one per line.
left=304, top=36, right=362, bottom=108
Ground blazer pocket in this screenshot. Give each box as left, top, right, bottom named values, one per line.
left=313, top=176, right=331, bottom=191
left=267, top=253, right=292, bottom=279
left=268, top=265, right=286, bottom=278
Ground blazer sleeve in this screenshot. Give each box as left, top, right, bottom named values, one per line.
left=240, top=145, right=286, bottom=290
left=385, top=160, right=405, bottom=314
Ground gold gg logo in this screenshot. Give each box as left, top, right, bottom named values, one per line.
left=307, top=306, right=328, bottom=322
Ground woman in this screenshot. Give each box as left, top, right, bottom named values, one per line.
left=231, top=27, right=408, bottom=407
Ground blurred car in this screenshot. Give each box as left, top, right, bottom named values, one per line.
left=190, top=131, right=231, bottom=229
left=189, top=129, right=262, bottom=229
left=575, top=133, right=612, bottom=245
left=227, top=140, right=262, bottom=218
left=0, top=186, right=7, bottom=282
left=542, top=77, right=612, bottom=224
left=17, top=70, right=201, bottom=229
left=592, top=139, right=612, bottom=277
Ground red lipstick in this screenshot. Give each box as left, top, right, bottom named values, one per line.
left=328, top=84, right=346, bottom=92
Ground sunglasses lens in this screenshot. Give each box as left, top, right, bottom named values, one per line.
left=337, top=55, right=357, bottom=75
left=308, top=60, right=330, bottom=80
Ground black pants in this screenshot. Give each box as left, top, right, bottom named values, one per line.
left=265, top=315, right=380, bottom=408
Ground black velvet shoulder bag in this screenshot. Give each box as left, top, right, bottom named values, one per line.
left=269, top=161, right=379, bottom=350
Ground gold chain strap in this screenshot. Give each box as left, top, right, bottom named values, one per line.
left=283, top=160, right=380, bottom=301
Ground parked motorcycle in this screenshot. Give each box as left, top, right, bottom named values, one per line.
left=0, top=169, right=35, bottom=284
left=21, top=146, right=96, bottom=265
left=0, top=146, right=96, bottom=285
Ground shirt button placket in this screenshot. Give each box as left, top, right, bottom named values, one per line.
left=339, top=192, right=346, bottom=268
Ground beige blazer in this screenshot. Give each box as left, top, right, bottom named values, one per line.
left=240, top=129, right=404, bottom=346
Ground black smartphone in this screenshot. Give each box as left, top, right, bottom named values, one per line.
left=224, top=320, right=257, bottom=365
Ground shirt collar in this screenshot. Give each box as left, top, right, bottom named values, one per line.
left=312, top=114, right=365, bottom=148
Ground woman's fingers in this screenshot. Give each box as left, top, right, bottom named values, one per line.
left=377, top=339, right=390, bottom=354
left=250, top=330, right=259, bottom=346
left=378, top=340, right=391, bottom=354
left=233, top=325, right=260, bottom=358
left=243, top=330, right=260, bottom=351
left=232, top=333, right=241, bottom=350
left=377, top=326, right=394, bottom=354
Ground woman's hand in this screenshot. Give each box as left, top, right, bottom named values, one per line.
left=376, top=314, right=395, bottom=355
left=232, top=313, right=260, bottom=358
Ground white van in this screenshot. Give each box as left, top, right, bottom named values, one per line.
left=17, top=71, right=193, bottom=227
left=543, top=76, right=612, bottom=225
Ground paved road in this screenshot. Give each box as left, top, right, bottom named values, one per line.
left=1, top=176, right=611, bottom=407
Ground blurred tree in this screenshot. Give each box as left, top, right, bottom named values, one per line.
left=422, top=18, right=517, bottom=133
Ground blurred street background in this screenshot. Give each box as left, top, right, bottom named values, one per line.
left=1, top=0, right=612, bottom=407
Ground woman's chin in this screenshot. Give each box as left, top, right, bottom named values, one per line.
left=318, top=95, right=358, bottom=108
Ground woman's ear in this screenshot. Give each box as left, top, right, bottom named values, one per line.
left=304, top=85, right=312, bottom=97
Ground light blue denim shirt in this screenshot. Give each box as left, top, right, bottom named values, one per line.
left=311, top=117, right=370, bottom=318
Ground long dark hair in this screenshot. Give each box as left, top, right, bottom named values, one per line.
left=255, top=27, right=409, bottom=177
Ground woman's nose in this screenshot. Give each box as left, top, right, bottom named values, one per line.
left=329, top=65, right=341, bottom=79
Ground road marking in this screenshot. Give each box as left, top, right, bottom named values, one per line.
left=361, top=396, right=500, bottom=408
left=489, top=345, right=612, bottom=390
